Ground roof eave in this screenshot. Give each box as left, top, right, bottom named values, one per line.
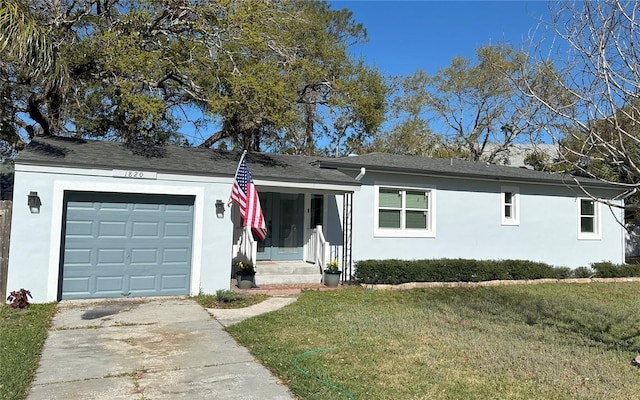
left=319, top=161, right=621, bottom=191
left=16, top=158, right=361, bottom=189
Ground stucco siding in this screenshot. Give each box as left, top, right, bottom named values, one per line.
left=347, top=172, right=624, bottom=269
left=7, top=166, right=235, bottom=303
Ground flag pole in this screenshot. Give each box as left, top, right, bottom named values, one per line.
left=232, top=150, right=248, bottom=180
left=228, top=150, right=248, bottom=206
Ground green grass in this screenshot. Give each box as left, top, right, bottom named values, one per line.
left=193, top=290, right=269, bottom=309
left=0, top=303, right=56, bottom=400
left=226, top=283, right=640, bottom=400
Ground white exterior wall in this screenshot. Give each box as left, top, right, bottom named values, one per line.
left=346, top=172, right=625, bottom=269
left=7, top=165, right=235, bottom=303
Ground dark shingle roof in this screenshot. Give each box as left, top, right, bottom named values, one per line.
left=319, top=152, right=618, bottom=189
left=16, top=136, right=358, bottom=186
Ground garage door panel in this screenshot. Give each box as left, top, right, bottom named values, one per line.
left=61, top=192, right=194, bottom=299
left=66, top=220, right=94, bottom=237
left=64, top=248, right=93, bottom=265
left=96, top=249, right=126, bottom=265
left=95, top=275, right=124, bottom=289
left=165, top=204, right=193, bottom=212
left=161, top=275, right=189, bottom=290
left=133, top=203, right=162, bottom=211
left=99, top=202, right=129, bottom=211
left=163, top=248, right=190, bottom=264
left=129, top=275, right=156, bottom=291
left=130, top=248, right=158, bottom=264
left=164, top=222, right=191, bottom=238
left=98, top=221, right=128, bottom=237
left=67, top=201, right=96, bottom=210
left=63, top=277, right=91, bottom=294
left=132, top=222, right=160, bottom=237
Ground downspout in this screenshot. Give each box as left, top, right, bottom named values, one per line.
left=616, top=187, right=637, bottom=263
left=355, top=167, right=366, bottom=181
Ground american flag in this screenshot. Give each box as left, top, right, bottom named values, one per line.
left=230, top=156, right=267, bottom=241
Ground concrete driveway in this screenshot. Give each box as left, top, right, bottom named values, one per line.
left=27, top=298, right=294, bottom=400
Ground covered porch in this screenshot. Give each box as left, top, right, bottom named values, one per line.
left=231, top=190, right=354, bottom=286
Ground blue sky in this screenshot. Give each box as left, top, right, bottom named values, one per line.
left=179, top=1, right=557, bottom=147
left=328, top=1, right=553, bottom=77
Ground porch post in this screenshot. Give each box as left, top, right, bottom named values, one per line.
left=342, top=192, right=353, bottom=282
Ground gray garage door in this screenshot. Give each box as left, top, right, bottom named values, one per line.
left=61, top=192, right=194, bottom=299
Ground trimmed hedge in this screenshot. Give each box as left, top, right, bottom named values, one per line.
left=591, top=261, right=640, bottom=278
left=352, top=259, right=638, bottom=285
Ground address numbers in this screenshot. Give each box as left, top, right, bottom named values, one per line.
left=112, top=170, right=158, bottom=179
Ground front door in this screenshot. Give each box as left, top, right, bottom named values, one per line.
left=257, top=193, right=304, bottom=261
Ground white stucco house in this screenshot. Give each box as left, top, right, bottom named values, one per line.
left=7, top=137, right=358, bottom=302
left=320, top=154, right=626, bottom=271
left=6, top=137, right=627, bottom=303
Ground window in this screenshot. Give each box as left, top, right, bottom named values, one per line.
left=578, top=198, right=601, bottom=239
left=375, top=186, right=435, bottom=237
left=310, top=194, right=324, bottom=228
left=501, top=186, right=519, bottom=225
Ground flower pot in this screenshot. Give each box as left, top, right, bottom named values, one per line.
left=236, top=273, right=255, bottom=289
left=323, top=270, right=341, bottom=287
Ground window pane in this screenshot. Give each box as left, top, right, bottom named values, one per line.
left=504, top=205, right=512, bottom=218
left=310, top=195, right=324, bottom=228
left=379, top=188, right=401, bottom=208
left=406, top=191, right=428, bottom=209
left=581, top=200, right=595, bottom=216
left=379, top=210, right=401, bottom=228
left=406, top=211, right=427, bottom=229
left=504, top=192, right=512, bottom=204
left=581, top=216, right=594, bottom=233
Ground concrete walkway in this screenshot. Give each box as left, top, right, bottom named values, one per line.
left=27, top=297, right=295, bottom=400
left=207, top=296, right=297, bottom=327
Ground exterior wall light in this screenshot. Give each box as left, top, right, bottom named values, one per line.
left=28, top=191, right=41, bottom=214
left=215, top=200, right=225, bottom=218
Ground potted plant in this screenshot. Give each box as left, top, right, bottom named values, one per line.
left=323, top=259, right=341, bottom=287
left=235, top=261, right=256, bottom=289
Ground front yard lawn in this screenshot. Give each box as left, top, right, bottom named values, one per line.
left=0, top=303, right=56, bottom=400
left=227, top=283, right=640, bottom=400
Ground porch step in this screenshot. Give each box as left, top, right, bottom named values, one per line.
left=255, top=261, right=323, bottom=285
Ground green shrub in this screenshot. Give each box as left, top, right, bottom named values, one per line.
left=353, top=259, right=624, bottom=285
left=619, top=263, right=640, bottom=277
left=591, top=261, right=620, bottom=278
left=572, top=266, right=595, bottom=278
left=591, top=261, right=640, bottom=278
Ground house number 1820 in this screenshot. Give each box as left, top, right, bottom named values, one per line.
left=125, top=171, right=144, bottom=178
left=112, top=169, right=157, bottom=180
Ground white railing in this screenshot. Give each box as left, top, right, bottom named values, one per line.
left=306, top=225, right=330, bottom=272
left=232, top=226, right=257, bottom=265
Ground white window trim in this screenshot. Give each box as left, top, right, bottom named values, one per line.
left=501, top=186, right=520, bottom=226
left=373, top=185, right=436, bottom=238
left=577, top=197, right=601, bottom=240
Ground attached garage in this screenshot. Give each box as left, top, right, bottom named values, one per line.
left=61, top=192, right=194, bottom=299
left=6, top=136, right=359, bottom=303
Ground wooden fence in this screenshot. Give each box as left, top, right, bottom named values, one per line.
left=0, top=200, right=12, bottom=302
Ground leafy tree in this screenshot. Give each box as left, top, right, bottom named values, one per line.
left=387, top=45, right=547, bottom=162
left=0, top=0, right=67, bottom=150
left=256, top=1, right=388, bottom=156
left=0, top=0, right=386, bottom=154
left=523, top=0, right=640, bottom=198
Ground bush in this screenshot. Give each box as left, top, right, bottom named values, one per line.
left=353, top=259, right=622, bottom=285
left=591, top=261, right=640, bottom=278
left=572, top=266, right=595, bottom=278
